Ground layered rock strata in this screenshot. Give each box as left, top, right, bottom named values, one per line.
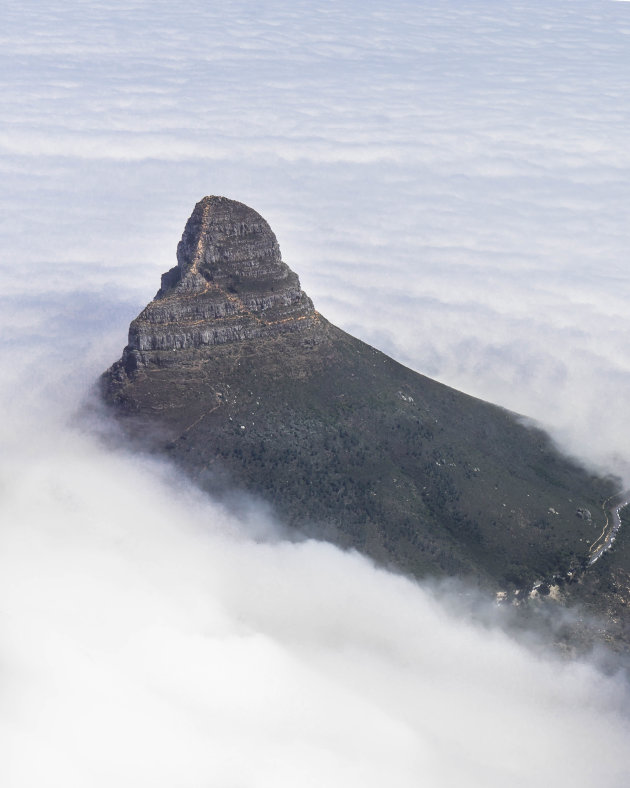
left=121, top=196, right=317, bottom=374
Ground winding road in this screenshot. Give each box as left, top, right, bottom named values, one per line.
left=587, top=491, right=630, bottom=565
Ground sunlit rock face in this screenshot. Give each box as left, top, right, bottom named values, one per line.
left=124, top=196, right=317, bottom=366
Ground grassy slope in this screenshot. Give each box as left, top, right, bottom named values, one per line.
left=104, top=318, right=617, bottom=591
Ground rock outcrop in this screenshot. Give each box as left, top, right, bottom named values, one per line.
left=121, top=196, right=318, bottom=374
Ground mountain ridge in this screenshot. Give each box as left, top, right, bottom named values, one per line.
left=102, top=196, right=630, bottom=653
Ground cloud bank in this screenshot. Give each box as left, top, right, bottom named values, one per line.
left=3, top=0, right=630, bottom=784
left=2, top=377, right=629, bottom=787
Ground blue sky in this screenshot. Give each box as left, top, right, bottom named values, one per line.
left=2, top=2, right=630, bottom=785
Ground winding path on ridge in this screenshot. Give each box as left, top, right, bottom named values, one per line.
left=588, top=490, right=630, bottom=565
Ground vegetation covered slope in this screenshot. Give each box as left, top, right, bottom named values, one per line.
left=102, top=198, right=617, bottom=595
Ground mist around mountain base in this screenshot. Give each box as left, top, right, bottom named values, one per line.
left=0, top=267, right=628, bottom=786
left=4, top=0, right=630, bottom=784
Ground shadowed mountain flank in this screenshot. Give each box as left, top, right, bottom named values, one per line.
left=103, top=197, right=625, bottom=621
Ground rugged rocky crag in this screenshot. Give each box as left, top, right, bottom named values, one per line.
left=103, top=196, right=630, bottom=652
left=120, top=196, right=319, bottom=371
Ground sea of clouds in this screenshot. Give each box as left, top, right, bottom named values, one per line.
left=2, top=0, right=630, bottom=784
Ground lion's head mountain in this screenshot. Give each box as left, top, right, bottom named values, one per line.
left=102, top=196, right=630, bottom=652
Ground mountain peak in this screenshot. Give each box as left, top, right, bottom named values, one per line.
left=122, top=196, right=317, bottom=373
left=171, top=195, right=285, bottom=292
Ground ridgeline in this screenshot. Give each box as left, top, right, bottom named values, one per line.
left=102, top=196, right=630, bottom=654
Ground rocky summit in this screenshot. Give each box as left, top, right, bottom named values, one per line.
left=120, top=196, right=319, bottom=374
left=103, top=196, right=630, bottom=654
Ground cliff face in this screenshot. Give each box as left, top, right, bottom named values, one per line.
left=121, top=196, right=318, bottom=373
left=102, top=196, right=630, bottom=652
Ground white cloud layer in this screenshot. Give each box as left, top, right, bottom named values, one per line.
left=2, top=376, right=630, bottom=787
left=3, top=0, right=630, bottom=784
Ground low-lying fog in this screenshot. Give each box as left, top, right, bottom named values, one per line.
left=1, top=277, right=628, bottom=786
left=4, top=0, right=630, bottom=784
